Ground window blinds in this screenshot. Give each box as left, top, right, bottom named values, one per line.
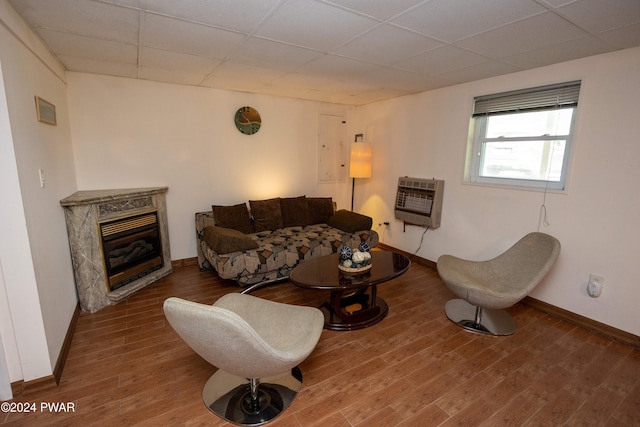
left=473, top=80, right=581, bottom=117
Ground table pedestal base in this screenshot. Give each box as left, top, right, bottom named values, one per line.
left=320, top=287, right=388, bottom=331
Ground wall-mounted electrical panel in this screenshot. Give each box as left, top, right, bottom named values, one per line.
left=394, top=177, right=444, bottom=229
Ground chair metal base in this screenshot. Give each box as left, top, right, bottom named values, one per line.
left=203, top=367, right=302, bottom=426
left=445, top=299, right=516, bottom=336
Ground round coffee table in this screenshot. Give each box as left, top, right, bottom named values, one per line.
left=289, top=251, right=410, bottom=330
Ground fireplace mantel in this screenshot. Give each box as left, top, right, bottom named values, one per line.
left=61, top=187, right=172, bottom=312
left=61, top=187, right=167, bottom=205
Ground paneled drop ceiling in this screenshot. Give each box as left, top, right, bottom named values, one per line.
left=8, top=0, right=640, bottom=105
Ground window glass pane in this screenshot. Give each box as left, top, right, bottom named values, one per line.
left=485, top=108, right=574, bottom=138
left=481, top=140, right=566, bottom=182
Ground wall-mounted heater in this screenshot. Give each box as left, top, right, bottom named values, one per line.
left=394, top=177, right=444, bottom=229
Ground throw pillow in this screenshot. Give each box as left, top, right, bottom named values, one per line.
left=307, top=197, right=335, bottom=224
left=203, top=226, right=259, bottom=254
left=327, top=209, right=373, bottom=233
left=212, top=203, right=254, bottom=234
left=281, top=196, right=311, bottom=227
left=249, top=198, right=284, bottom=232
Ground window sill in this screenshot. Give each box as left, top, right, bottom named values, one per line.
left=462, top=179, right=569, bottom=194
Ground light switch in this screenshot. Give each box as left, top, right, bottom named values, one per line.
left=38, top=169, right=45, bottom=188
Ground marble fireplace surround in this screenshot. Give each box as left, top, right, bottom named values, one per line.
left=60, top=187, right=172, bottom=312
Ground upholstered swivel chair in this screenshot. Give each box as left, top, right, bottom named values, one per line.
left=437, top=232, right=560, bottom=336
left=163, top=293, right=324, bottom=425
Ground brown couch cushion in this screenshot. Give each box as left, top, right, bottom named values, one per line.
left=250, top=198, right=284, bottom=232
left=307, top=197, right=334, bottom=224
left=203, top=226, right=259, bottom=254
left=327, top=209, right=372, bottom=232
left=212, top=203, right=254, bottom=234
left=281, top=196, right=311, bottom=227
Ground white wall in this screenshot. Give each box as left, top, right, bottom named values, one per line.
left=0, top=2, right=77, bottom=382
left=0, top=311, right=11, bottom=400
left=66, top=73, right=357, bottom=260
left=66, top=49, right=640, bottom=338
left=356, top=47, right=640, bottom=337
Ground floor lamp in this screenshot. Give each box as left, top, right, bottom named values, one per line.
left=350, top=137, right=372, bottom=211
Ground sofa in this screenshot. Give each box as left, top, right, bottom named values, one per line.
left=195, top=196, right=379, bottom=290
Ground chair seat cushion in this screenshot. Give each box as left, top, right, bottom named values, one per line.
left=163, top=294, right=324, bottom=379
left=437, top=232, right=560, bottom=309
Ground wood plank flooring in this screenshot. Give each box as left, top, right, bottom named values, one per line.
left=2, top=259, right=639, bottom=426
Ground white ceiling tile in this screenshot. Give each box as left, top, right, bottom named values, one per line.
left=253, top=84, right=313, bottom=99
left=227, top=38, right=324, bottom=71
left=598, top=23, right=640, bottom=49
left=334, top=24, right=442, bottom=65
left=558, top=0, right=640, bottom=32
left=322, top=0, right=425, bottom=19
left=9, top=0, right=140, bottom=44
left=139, top=67, right=208, bottom=85
left=359, top=67, right=424, bottom=86
left=255, top=0, right=378, bottom=51
left=201, top=74, right=269, bottom=92
left=389, top=76, right=456, bottom=93
left=142, top=13, right=246, bottom=59
left=100, top=0, right=146, bottom=8
left=140, top=47, right=221, bottom=74
left=36, top=29, right=138, bottom=63
left=208, top=61, right=287, bottom=81
left=322, top=79, right=379, bottom=94
left=134, top=0, right=281, bottom=32
left=359, top=67, right=454, bottom=91
left=300, top=55, right=382, bottom=80
left=294, top=89, right=357, bottom=104
left=456, top=12, right=588, bottom=58
left=268, top=73, right=336, bottom=90
left=10, top=0, right=640, bottom=105
left=502, top=36, right=613, bottom=69
left=57, top=54, right=138, bottom=78
left=394, top=45, right=489, bottom=75
left=341, top=88, right=413, bottom=105
left=391, top=0, right=546, bottom=42
left=537, top=0, right=575, bottom=7
left=433, top=60, right=521, bottom=83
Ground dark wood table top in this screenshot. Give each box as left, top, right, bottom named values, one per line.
left=290, top=251, right=411, bottom=291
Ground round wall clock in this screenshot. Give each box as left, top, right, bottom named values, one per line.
left=234, top=106, right=261, bottom=135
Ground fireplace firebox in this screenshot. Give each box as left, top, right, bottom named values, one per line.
left=99, top=211, right=163, bottom=291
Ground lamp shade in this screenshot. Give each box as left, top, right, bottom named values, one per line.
left=350, top=142, right=372, bottom=178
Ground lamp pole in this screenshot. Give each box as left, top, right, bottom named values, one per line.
left=351, top=177, right=356, bottom=211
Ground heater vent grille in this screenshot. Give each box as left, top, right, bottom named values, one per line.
left=101, top=213, right=157, bottom=237
left=394, top=177, right=444, bottom=229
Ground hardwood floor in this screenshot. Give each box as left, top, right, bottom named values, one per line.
left=3, top=259, right=639, bottom=426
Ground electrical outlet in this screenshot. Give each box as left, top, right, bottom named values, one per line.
left=587, top=273, right=604, bottom=298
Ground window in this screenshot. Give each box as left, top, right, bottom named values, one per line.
left=467, top=81, right=580, bottom=191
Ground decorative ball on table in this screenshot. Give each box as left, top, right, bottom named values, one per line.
left=338, top=243, right=372, bottom=274
left=358, top=242, right=371, bottom=253
left=339, top=245, right=353, bottom=261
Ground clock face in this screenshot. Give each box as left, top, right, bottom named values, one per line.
left=234, top=106, right=261, bottom=135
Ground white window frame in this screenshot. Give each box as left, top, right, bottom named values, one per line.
left=466, top=81, right=580, bottom=191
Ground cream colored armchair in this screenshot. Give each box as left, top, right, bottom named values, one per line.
left=437, top=232, right=560, bottom=336
left=163, top=293, right=324, bottom=425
